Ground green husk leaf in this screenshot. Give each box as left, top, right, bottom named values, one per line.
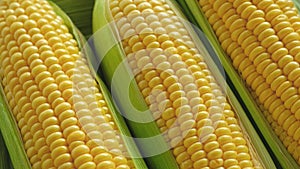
left=181, top=0, right=298, bottom=168
left=0, top=131, right=13, bottom=169
left=49, top=2, right=148, bottom=169
left=292, top=0, right=300, bottom=13
left=49, top=0, right=95, bottom=39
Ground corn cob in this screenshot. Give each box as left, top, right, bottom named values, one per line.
left=0, top=0, right=146, bottom=169
left=92, top=0, right=278, bottom=168
left=192, top=0, right=300, bottom=165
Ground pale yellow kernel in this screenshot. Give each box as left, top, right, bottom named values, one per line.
left=180, top=119, right=195, bottom=131
left=197, top=126, right=214, bottom=140
left=103, top=138, right=119, bottom=150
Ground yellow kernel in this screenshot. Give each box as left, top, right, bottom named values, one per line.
left=78, top=162, right=96, bottom=169
left=236, top=145, right=249, bottom=153
left=176, top=151, right=189, bottom=164
left=54, top=153, right=72, bottom=167
left=224, top=159, right=239, bottom=168
left=209, top=158, right=223, bottom=168
left=42, top=158, right=54, bottom=169
left=222, top=143, right=236, bottom=151
left=239, top=160, right=253, bottom=168
left=207, top=148, right=223, bottom=160
left=193, top=158, right=208, bottom=168
left=57, top=162, right=74, bottom=169
left=97, top=161, right=116, bottom=169
left=49, top=138, right=66, bottom=152
left=187, top=141, right=203, bottom=155
left=51, top=145, right=68, bottom=159
left=204, top=141, right=219, bottom=152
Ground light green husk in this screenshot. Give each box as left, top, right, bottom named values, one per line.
left=292, top=0, right=300, bottom=14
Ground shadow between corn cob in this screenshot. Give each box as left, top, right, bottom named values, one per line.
left=93, top=0, right=276, bottom=168
left=0, top=0, right=147, bottom=168
left=50, top=0, right=95, bottom=39
left=0, top=130, right=13, bottom=169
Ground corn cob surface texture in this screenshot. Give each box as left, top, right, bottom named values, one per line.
left=0, top=0, right=134, bottom=168
left=108, top=0, right=263, bottom=168
left=198, top=0, right=300, bottom=165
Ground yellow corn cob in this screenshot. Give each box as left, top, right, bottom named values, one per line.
left=0, top=0, right=133, bottom=168
left=107, top=0, right=262, bottom=168
left=198, top=0, right=300, bottom=164
left=274, top=0, right=300, bottom=34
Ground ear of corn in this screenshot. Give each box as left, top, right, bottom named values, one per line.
left=93, top=1, right=180, bottom=168
left=93, top=0, right=276, bottom=168
left=0, top=0, right=147, bottom=169
left=180, top=0, right=300, bottom=168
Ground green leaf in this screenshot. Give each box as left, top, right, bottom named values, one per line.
left=292, top=0, right=300, bottom=13
left=0, top=131, right=13, bottom=169
left=49, top=0, right=95, bottom=39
